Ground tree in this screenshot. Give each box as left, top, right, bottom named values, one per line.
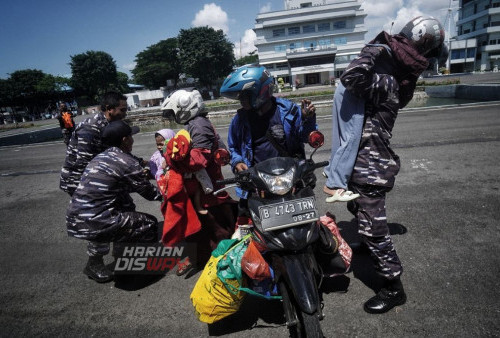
left=235, top=50, right=259, bottom=66
left=69, top=51, right=118, bottom=101
left=0, top=69, right=67, bottom=119
left=0, top=78, right=12, bottom=108
left=8, top=69, right=46, bottom=100
left=132, top=38, right=180, bottom=89
left=178, top=27, right=234, bottom=89
left=116, top=72, right=131, bottom=94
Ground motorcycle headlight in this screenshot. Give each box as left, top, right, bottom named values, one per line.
left=258, top=167, right=295, bottom=195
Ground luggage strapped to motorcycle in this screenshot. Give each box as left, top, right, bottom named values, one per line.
left=217, top=235, right=282, bottom=300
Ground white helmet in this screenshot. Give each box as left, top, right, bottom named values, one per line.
left=161, top=89, right=206, bottom=124
left=400, top=16, right=445, bottom=56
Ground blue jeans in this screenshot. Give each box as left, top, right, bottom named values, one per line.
left=324, top=83, right=365, bottom=189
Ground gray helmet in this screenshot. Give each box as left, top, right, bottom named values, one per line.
left=400, top=16, right=445, bottom=56
left=161, top=89, right=206, bottom=124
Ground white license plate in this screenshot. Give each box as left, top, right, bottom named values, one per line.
left=258, top=197, right=319, bottom=231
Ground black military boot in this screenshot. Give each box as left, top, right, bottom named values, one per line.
left=83, top=255, right=114, bottom=283
left=364, top=277, right=406, bottom=314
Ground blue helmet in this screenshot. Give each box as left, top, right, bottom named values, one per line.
left=219, top=64, right=274, bottom=109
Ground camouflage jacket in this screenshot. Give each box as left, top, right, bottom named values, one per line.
left=342, top=32, right=428, bottom=188
left=66, top=147, right=161, bottom=240
left=60, top=112, right=109, bottom=195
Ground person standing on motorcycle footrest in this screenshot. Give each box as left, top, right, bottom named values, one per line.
left=329, top=16, right=447, bottom=314
left=220, top=64, right=318, bottom=224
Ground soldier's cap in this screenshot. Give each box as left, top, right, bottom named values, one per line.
left=102, top=120, right=139, bottom=147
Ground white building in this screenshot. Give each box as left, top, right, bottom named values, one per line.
left=455, top=0, right=500, bottom=72
left=253, top=0, right=366, bottom=86
left=125, top=89, right=168, bottom=108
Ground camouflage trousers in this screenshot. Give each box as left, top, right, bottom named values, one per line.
left=87, top=211, right=159, bottom=257
left=348, top=183, right=402, bottom=279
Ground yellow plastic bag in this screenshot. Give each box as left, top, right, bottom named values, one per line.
left=190, top=239, right=247, bottom=324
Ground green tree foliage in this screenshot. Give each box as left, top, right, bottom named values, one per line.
left=0, top=78, right=12, bottom=108
left=178, top=27, right=234, bottom=89
left=0, top=69, right=71, bottom=118
left=9, top=69, right=46, bottom=100
left=116, top=72, right=131, bottom=94
left=132, top=38, right=180, bottom=89
left=235, top=51, right=259, bottom=67
left=69, top=51, right=118, bottom=101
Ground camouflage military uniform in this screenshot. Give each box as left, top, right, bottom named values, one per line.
left=60, top=112, right=109, bottom=196
left=342, top=32, right=429, bottom=279
left=66, top=147, right=161, bottom=256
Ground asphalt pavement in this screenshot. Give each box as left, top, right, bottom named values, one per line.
left=0, top=101, right=499, bottom=337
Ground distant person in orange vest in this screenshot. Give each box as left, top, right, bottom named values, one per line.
left=56, top=103, right=75, bottom=146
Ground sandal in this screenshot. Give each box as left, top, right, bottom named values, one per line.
left=176, top=258, right=193, bottom=276
left=324, top=186, right=360, bottom=203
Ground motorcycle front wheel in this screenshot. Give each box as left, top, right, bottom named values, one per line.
left=298, top=311, right=323, bottom=338
left=280, top=281, right=323, bottom=338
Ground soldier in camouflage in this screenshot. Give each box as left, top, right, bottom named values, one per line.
left=339, top=17, right=447, bottom=313
left=60, top=91, right=128, bottom=195
left=60, top=92, right=128, bottom=282
left=66, top=120, right=161, bottom=283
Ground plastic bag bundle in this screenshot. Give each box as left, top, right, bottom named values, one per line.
left=190, top=237, right=249, bottom=323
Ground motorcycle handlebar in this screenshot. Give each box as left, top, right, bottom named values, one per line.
left=313, top=160, right=329, bottom=169
left=216, top=178, right=238, bottom=185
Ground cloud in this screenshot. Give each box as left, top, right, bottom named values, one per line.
left=363, top=0, right=453, bottom=40
left=192, top=3, right=229, bottom=33
left=234, top=29, right=257, bottom=59
left=122, top=63, right=136, bottom=71
left=260, top=2, right=272, bottom=13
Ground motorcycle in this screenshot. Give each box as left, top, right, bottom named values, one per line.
left=215, top=131, right=337, bottom=338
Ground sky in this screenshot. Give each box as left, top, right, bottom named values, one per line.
left=0, top=0, right=458, bottom=80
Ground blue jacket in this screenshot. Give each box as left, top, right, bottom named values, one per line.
left=228, top=97, right=317, bottom=172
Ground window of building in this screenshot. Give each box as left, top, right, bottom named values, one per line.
left=304, top=40, right=316, bottom=50
left=451, top=49, right=466, bottom=59
left=463, top=4, right=475, bottom=17
left=333, top=21, right=346, bottom=29
left=493, top=2, right=500, bottom=8
left=318, top=22, right=330, bottom=32
left=274, top=44, right=287, bottom=52
left=303, top=24, right=316, bottom=33
left=318, top=39, right=331, bottom=48
left=490, top=39, right=498, bottom=45
left=288, top=26, right=300, bottom=35
left=288, top=55, right=334, bottom=68
left=492, top=21, right=500, bottom=27
left=275, top=63, right=289, bottom=71
left=289, top=42, right=303, bottom=50
left=300, top=2, right=312, bottom=8
left=464, top=29, right=471, bottom=34
left=333, top=37, right=347, bottom=45
left=335, top=55, right=349, bottom=63
left=273, top=28, right=285, bottom=37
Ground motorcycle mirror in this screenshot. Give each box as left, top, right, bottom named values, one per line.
left=214, top=148, right=230, bottom=166
left=308, top=131, right=324, bottom=149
